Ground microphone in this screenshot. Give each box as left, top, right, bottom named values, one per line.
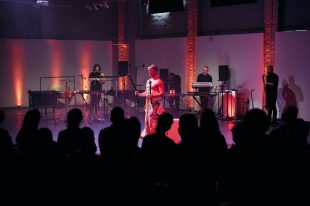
left=148, top=80, right=152, bottom=103
left=142, top=63, right=145, bottom=68
left=251, top=89, right=255, bottom=92
left=148, top=80, right=152, bottom=94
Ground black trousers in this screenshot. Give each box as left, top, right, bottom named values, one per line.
left=199, top=95, right=209, bottom=111
left=266, top=93, right=277, bottom=122
left=168, top=96, right=180, bottom=110
left=90, top=93, right=101, bottom=115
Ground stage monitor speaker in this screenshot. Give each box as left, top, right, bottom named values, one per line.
left=211, top=0, right=257, bottom=7
left=118, top=61, right=129, bottom=76
left=159, top=68, right=169, bottom=90
left=149, top=0, right=184, bottom=14
left=219, top=65, right=229, bottom=81
left=222, top=90, right=237, bottom=119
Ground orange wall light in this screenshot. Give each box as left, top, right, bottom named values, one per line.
left=10, top=40, right=24, bottom=106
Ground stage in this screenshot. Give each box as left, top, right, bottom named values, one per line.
left=1, top=106, right=237, bottom=152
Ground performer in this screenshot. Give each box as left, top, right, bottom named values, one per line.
left=167, top=72, right=181, bottom=116
left=135, top=64, right=165, bottom=136
left=197, top=65, right=213, bottom=111
left=89, top=63, right=105, bottom=118
left=263, top=65, right=279, bottom=124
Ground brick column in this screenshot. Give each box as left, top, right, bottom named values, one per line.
left=186, top=0, right=198, bottom=109
left=117, top=0, right=129, bottom=90
left=263, top=0, right=278, bottom=108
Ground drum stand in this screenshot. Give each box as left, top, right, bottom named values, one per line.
left=57, top=80, right=71, bottom=123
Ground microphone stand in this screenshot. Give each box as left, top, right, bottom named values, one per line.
left=127, top=73, right=140, bottom=112
left=81, top=75, right=88, bottom=105
left=250, top=89, right=255, bottom=109
left=149, top=80, right=152, bottom=104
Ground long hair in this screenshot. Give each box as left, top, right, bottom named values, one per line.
left=93, top=63, right=101, bottom=72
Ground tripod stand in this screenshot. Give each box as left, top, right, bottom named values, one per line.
left=127, top=73, right=140, bottom=113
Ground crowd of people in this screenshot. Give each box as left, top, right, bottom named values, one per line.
left=0, top=105, right=309, bottom=205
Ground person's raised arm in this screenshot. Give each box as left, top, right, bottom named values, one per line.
left=135, top=90, right=146, bottom=97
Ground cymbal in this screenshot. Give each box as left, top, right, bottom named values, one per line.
left=59, top=79, right=73, bottom=82
left=48, top=82, right=71, bottom=91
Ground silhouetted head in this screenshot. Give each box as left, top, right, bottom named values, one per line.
left=200, top=109, right=220, bottom=134
left=0, top=129, right=13, bottom=153
left=124, top=116, right=141, bottom=145
left=0, top=109, right=5, bottom=125
left=232, top=121, right=247, bottom=146
left=66, top=108, right=83, bottom=128
left=282, top=105, right=298, bottom=124
left=179, top=113, right=198, bottom=143
left=36, top=127, right=54, bottom=148
left=289, top=118, right=309, bottom=147
left=22, top=109, right=41, bottom=130
left=78, top=127, right=97, bottom=154
left=244, top=109, right=269, bottom=134
left=156, top=112, right=173, bottom=134
left=124, top=116, right=141, bottom=138
left=110, top=107, right=125, bottom=124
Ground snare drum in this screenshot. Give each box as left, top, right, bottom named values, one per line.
left=58, top=91, right=74, bottom=104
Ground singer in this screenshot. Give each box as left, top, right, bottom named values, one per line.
left=135, top=64, right=165, bottom=136
left=263, top=65, right=279, bottom=124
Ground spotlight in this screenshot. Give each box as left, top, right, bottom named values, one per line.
left=36, top=0, right=49, bottom=6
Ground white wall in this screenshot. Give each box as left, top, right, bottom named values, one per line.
left=275, top=31, right=310, bottom=121
left=0, top=39, right=112, bottom=107
left=135, top=37, right=187, bottom=91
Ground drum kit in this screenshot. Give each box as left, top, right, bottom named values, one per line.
left=48, top=79, right=74, bottom=106
left=47, top=76, right=114, bottom=121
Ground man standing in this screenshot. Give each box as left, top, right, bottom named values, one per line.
left=167, top=72, right=181, bottom=116
left=135, top=64, right=165, bottom=136
left=263, top=65, right=279, bottom=123
left=197, top=66, right=213, bottom=111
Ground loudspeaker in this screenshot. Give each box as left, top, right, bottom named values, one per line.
left=118, top=61, right=128, bottom=76
left=159, top=68, right=169, bottom=90
left=149, top=0, right=184, bottom=14
left=211, top=0, right=257, bottom=7
left=219, top=65, right=229, bottom=81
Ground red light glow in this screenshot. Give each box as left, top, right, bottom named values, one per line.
left=48, top=40, right=63, bottom=84
left=10, top=40, right=24, bottom=106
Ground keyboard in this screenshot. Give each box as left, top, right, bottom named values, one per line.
left=74, top=90, right=106, bottom=95
left=192, top=82, right=213, bottom=88
left=187, top=92, right=217, bottom=96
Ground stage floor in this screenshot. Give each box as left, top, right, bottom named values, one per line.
left=1, top=106, right=296, bottom=153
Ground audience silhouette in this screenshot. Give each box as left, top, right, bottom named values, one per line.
left=0, top=106, right=309, bottom=205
